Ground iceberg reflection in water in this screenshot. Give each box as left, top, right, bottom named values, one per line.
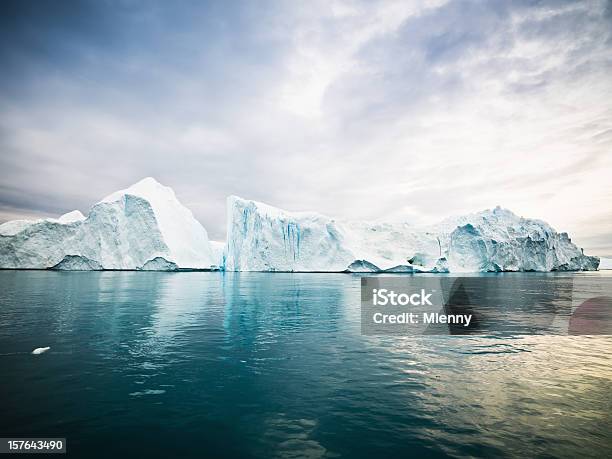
left=0, top=271, right=610, bottom=458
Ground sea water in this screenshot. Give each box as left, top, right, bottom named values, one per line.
left=0, top=271, right=610, bottom=458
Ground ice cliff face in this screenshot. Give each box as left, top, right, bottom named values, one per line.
left=225, top=196, right=355, bottom=272
left=0, top=178, right=215, bottom=270
left=223, top=198, right=599, bottom=273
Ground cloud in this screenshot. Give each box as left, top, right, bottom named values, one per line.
left=0, top=0, right=611, bottom=255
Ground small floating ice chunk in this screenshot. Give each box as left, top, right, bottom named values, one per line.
left=32, top=346, right=50, bottom=355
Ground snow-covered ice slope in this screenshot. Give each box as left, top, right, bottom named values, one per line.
left=223, top=198, right=599, bottom=272
left=0, top=178, right=215, bottom=270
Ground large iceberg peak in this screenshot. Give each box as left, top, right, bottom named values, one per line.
left=0, top=177, right=216, bottom=270
left=101, top=176, right=176, bottom=204
left=98, top=177, right=213, bottom=269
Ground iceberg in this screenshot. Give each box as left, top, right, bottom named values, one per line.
left=0, top=177, right=216, bottom=270
left=223, top=197, right=599, bottom=273
left=0, top=179, right=600, bottom=273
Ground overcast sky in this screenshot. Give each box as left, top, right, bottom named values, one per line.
left=1, top=0, right=611, bottom=255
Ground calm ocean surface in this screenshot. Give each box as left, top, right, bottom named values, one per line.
left=0, top=271, right=610, bottom=458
